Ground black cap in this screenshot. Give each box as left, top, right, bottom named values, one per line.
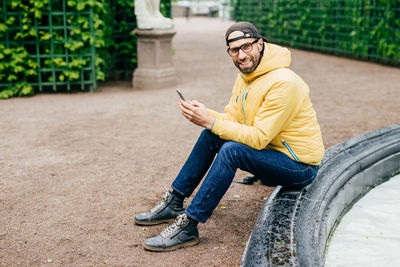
left=225, top=22, right=266, bottom=46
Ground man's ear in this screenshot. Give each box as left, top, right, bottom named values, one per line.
left=257, top=39, right=263, bottom=51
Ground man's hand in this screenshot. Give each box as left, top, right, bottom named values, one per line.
left=179, top=99, right=215, bottom=130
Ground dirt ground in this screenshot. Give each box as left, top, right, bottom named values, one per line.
left=0, top=17, right=399, bottom=266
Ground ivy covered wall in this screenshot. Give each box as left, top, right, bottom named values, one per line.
left=0, top=0, right=172, bottom=99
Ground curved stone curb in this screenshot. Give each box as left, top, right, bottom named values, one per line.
left=241, top=124, right=400, bottom=267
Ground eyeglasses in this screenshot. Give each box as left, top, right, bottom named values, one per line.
left=227, top=39, right=259, bottom=57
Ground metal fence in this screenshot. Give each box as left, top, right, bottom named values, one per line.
left=235, top=0, right=400, bottom=66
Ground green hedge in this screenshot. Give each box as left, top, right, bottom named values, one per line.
left=0, top=0, right=172, bottom=99
left=235, top=0, right=400, bottom=66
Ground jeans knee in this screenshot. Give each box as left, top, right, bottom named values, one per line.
left=199, top=129, right=217, bottom=143
left=218, top=142, right=243, bottom=161
left=199, top=129, right=211, bottom=138
left=196, top=129, right=212, bottom=147
left=198, top=129, right=226, bottom=153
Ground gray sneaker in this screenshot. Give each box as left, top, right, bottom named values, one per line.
left=143, top=213, right=199, bottom=252
left=134, top=191, right=185, bottom=226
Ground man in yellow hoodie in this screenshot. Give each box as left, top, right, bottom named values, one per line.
left=135, top=22, right=325, bottom=252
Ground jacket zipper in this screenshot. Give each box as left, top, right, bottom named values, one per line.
left=282, top=141, right=300, bottom=162
left=241, top=82, right=250, bottom=125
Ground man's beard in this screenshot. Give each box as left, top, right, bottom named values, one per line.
left=234, top=54, right=261, bottom=74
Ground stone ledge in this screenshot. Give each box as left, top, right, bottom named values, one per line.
left=241, top=124, right=400, bottom=267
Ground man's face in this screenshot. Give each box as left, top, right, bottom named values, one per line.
left=227, top=31, right=263, bottom=74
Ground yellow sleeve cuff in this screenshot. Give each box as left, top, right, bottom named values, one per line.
left=211, top=118, right=222, bottom=135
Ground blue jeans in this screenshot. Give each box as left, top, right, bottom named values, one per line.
left=171, top=130, right=319, bottom=223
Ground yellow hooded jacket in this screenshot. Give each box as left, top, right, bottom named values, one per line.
left=208, top=43, right=325, bottom=165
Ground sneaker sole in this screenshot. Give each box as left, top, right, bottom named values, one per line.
left=143, top=238, right=200, bottom=252
left=134, top=218, right=176, bottom=226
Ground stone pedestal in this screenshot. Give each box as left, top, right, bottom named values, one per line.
left=133, top=29, right=177, bottom=89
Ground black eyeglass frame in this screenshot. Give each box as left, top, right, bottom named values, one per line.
left=227, top=39, right=260, bottom=57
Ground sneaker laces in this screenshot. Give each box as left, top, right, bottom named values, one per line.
left=160, top=213, right=188, bottom=238
left=150, top=191, right=171, bottom=213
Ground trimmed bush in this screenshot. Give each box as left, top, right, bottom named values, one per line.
left=235, top=0, right=400, bottom=66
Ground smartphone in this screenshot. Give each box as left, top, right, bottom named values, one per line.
left=176, top=89, right=186, bottom=101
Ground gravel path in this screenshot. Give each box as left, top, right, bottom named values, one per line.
left=0, top=17, right=399, bottom=266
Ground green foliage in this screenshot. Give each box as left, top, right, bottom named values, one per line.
left=99, top=0, right=136, bottom=80
left=0, top=44, right=34, bottom=98
left=0, top=0, right=105, bottom=98
left=0, top=0, right=173, bottom=99
left=235, top=0, right=400, bottom=66
left=160, top=0, right=172, bottom=18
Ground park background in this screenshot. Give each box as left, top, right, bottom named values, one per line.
left=0, top=0, right=399, bottom=98
left=0, top=0, right=399, bottom=266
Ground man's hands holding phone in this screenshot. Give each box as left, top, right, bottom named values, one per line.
left=178, top=96, right=215, bottom=130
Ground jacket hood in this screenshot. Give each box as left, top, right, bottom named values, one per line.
left=241, top=43, right=291, bottom=82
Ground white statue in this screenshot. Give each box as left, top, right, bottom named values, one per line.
left=134, top=0, right=173, bottom=30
